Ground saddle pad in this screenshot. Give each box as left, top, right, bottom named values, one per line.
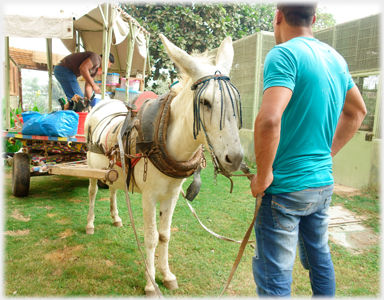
left=132, top=91, right=158, bottom=112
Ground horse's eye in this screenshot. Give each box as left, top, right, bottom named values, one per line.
left=202, top=99, right=212, bottom=109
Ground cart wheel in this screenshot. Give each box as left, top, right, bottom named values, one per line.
left=97, top=180, right=109, bottom=189
left=12, top=152, right=31, bottom=197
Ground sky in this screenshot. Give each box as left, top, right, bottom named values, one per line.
left=318, top=1, right=381, bottom=24
left=3, top=1, right=382, bottom=56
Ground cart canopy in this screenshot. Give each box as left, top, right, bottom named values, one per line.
left=3, top=5, right=74, bottom=39
left=62, top=4, right=149, bottom=75
left=3, top=3, right=150, bottom=75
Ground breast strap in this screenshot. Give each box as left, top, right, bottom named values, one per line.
left=136, top=92, right=203, bottom=179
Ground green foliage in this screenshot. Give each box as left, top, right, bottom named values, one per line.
left=4, top=139, right=23, bottom=153
left=121, top=3, right=336, bottom=89
left=121, top=2, right=276, bottom=84
left=313, top=7, right=336, bottom=31
left=148, top=75, right=171, bottom=95
left=2, top=96, right=23, bottom=130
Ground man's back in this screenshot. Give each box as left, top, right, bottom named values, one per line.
left=61, top=51, right=101, bottom=78
left=264, top=37, right=355, bottom=194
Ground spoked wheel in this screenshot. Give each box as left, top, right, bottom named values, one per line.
left=12, top=152, right=31, bottom=197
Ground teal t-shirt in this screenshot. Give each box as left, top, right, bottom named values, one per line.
left=263, top=37, right=355, bottom=194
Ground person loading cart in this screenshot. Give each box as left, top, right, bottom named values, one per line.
left=54, top=52, right=114, bottom=110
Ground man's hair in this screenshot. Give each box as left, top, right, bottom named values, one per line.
left=100, top=53, right=115, bottom=64
left=276, top=3, right=317, bottom=27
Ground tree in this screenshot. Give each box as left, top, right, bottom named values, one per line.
left=121, top=2, right=276, bottom=87
left=313, top=7, right=336, bottom=31
left=121, top=2, right=335, bottom=91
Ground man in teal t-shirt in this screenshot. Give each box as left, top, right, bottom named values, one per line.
left=264, top=36, right=355, bottom=194
left=250, top=3, right=367, bottom=297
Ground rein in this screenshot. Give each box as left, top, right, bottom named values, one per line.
left=190, top=73, right=261, bottom=297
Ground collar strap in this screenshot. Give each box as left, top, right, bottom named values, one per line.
left=191, top=74, right=230, bottom=90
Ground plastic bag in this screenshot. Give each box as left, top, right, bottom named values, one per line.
left=42, top=111, right=79, bottom=137
left=21, top=111, right=79, bottom=137
left=21, top=112, right=49, bottom=136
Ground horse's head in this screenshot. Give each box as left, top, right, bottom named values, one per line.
left=160, top=34, right=244, bottom=173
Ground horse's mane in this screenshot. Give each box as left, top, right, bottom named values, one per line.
left=170, top=50, right=215, bottom=97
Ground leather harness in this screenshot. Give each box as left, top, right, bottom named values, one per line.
left=87, top=91, right=203, bottom=180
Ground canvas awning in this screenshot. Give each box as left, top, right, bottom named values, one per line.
left=61, top=4, right=150, bottom=76
left=3, top=13, right=74, bottom=39
left=3, top=3, right=149, bottom=75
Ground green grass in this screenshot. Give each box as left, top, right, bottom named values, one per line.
left=2, top=160, right=381, bottom=297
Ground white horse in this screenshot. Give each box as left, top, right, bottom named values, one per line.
left=84, top=34, right=244, bottom=296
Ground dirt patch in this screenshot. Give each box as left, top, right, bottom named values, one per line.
left=105, top=260, right=114, bottom=267
left=47, top=213, right=57, bottom=218
left=328, top=205, right=379, bottom=253
left=5, top=229, right=30, bottom=236
left=56, top=218, right=71, bottom=225
left=329, top=225, right=378, bottom=253
left=98, top=197, right=110, bottom=201
left=11, top=209, right=30, bottom=222
left=44, top=245, right=84, bottom=264
left=333, top=183, right=362, bottom=197
left=2, top=171, right=12, bottom=179
left=52, top=268, right=63, bottom=276
left=69, top=198, right=83, bottom=203
left=59, top=229, right=74, bottom=239
left=35, top=238, right=50, bottom=246
left=45, top=206, right=54, bottom=210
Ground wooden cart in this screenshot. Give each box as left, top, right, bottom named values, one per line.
left=5, top=132, right=118, bottom=197
left=3, top=3, right=151, bottom=197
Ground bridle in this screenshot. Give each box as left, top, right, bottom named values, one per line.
left=190, top=71, right=243, bottom=181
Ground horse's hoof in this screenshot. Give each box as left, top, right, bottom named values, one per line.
left=86, top=228, right=94, bottom=235
left=163, top=279, right=178, bottom=290
left=145, top=290, right=157, bottom=298
left=113, top=221, right=123, bottom=228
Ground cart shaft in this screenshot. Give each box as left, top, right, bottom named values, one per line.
left=48, top=166, right=118, bottom=182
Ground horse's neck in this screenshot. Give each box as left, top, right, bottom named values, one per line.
left=166, top=89, right=202, bottom=161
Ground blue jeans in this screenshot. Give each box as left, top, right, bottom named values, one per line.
left=252, top=184, right=335, bottom=297
left=53, top=65, right=84, bottom=100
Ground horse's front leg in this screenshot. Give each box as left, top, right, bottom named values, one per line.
left=142, top=194, right=159, bottom=296
left=158, top=193, right=179, bottom=290
left=86, top=178, right=98, bottom=234
left=109, top=186, right=123, bottom=227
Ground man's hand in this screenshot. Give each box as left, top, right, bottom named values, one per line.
left=250, top=172, right=274, bottom=198
left=93, top=85, right=101, bottom=94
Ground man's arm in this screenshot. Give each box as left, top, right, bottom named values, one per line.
left=250, top=86, right=292, bottom=197
left=331, top=85, right=367, bottom=157
left=79, top=58, right=101, bottom=97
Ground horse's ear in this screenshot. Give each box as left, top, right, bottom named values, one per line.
left=216, top=36, right=234, bottom=75
left=160, top=34, right=197, bottom=76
